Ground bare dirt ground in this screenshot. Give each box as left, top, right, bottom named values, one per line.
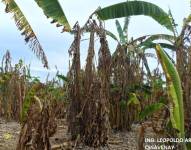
left=0, top=118, right=161, bottom=150
left=0, top=118, right=20, bottom=150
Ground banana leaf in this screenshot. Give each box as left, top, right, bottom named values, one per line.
left=2, top=0, right=48, bottom=68
left=96, top=1, right=173, bottom=31
left=34, top=0, right=71, bottom=31
left=155, top=45, right=186, bottom=149
left=139, top=102, right=165, bottom=120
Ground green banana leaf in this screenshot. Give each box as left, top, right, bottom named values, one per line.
left=115, top=20, right=127, bottom=44
left=123, top=17, right=130, bottom=34
left=20, top=87, right=35, bottom=122
left=142, top=42, right=175, bottom=51
left=155, top=45, right=186, bottom=149
left=105, top=30, right=119, bottom=42
left=139, top=102, right=165, bottom=120
left=96, top=1, right=173, bottom=31
left=57, top=74, right=69, bottom=82
left=34, top=0, right=71, bottom=31
left=142, top=34, right=175, bottom=45
left=20, top=85, right=42, bottom=123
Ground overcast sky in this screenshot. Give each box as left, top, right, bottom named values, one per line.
left=0, top=0, right=190, bottom=81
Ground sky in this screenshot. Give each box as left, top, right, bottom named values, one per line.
left=0, top=0, right=190, bottom=81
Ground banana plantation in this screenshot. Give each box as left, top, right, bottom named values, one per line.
left=0, top=0, right=191, bottom=150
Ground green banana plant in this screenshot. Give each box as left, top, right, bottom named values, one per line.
left=110, top=21, right=175, bottom=77
left=95, top=0, right=177, bottom=78
left=155, top=45, right=186, bottom=150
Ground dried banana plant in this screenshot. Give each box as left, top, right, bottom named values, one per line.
left=67, top=20, right=112, bottom=147
left=1, top=50, right=12, bottom=73
left=95, top=22, right=111, bottom=146
left=175, top=16, right=191, bottom=139
left=110, top=44, right=130, bottom=130
left=81, top=28, right=96, bottom=141
left=67, top=23, right=82, bottom=140
left=0, top=51, right=27, bottom=120
left=82, top=22, right=111, bottom=146
left=17, top=83, right=57, bottom=150
left=110, top=43, right=146, bottom=130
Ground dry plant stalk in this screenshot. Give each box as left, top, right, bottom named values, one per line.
left=67, top=21, right=112, bottom=147
left=176, top=24, right=191, bottom=137
left=110, top=44, right=143, bottom=130
left=67, top=23, right=82, bottom=140
left=82, top=22, right=111, bottom=146
left=0, top=51, right=27, bottom=120
left=16, top=84, right=57, bottom=150
left=95, top=23, right=111, bottom=146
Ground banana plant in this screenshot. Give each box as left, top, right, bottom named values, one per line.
left=95, top=0, right=179, bottom=54
left=155, top=45, right=186, bottom=150
left=95, top=1, right=177, bottom=77
left=114, top=19, right=175, bottom=77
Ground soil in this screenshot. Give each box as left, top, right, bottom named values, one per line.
left=0, top=118, right=161, bottom=150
